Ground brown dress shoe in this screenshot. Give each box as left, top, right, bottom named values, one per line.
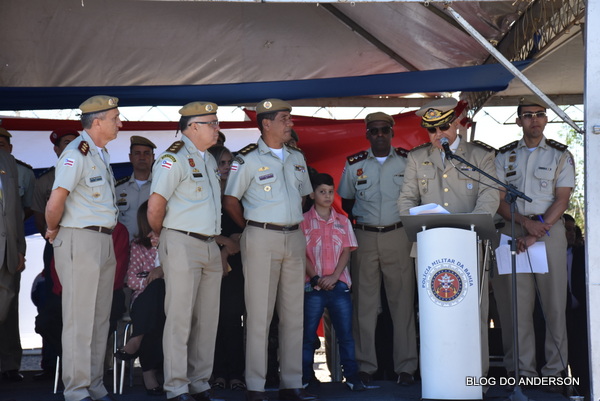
left=246, top=390, right=269, bottom=401
left=279, top=388, right=318, bottom=401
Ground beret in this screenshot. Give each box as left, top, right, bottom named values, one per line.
left=50, top=128, right=79, bottom=145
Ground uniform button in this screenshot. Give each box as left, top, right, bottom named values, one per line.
left=443, top=174, right=448, bottom=179
left=444, top=202, right=449, bottom=207
left=444, top=188, right=449, bottom=192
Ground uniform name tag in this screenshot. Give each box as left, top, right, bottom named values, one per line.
left=89, top=176, right=103, bottom=183
left=259, top=173, right=274, bottom=181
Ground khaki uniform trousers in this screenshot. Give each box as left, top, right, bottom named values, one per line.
left=160, top=230, right=222, bottom=399
left=351, top=227, right=417, bottom=375
left=241, top=226, right=306, bottom=392
left=492, top=219, right=568, bottom=377
left=0, top=267, right=21, bottom=372
left=54, top=228, right=115, bottom=401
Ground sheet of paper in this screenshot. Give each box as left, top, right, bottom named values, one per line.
left=409, top=203, right=450, bottom=215
left=495, top=234, right=549, bottom=274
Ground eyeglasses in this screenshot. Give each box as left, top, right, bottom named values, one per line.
left=367, top=126, right=392, bottom=136
left=426, top=124, right=452, bottom=134
left=519, top=112, right=547, bottom=120
left=189, top=120, right=220, bottom=127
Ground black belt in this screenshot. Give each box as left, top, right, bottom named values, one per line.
left=354, top=222, right=403, bottom=233
left=527, top=214, right=545, bottom=221
left=170, top=229, right=215, bottom=242
left=247, top=220, right=299, bottom=232
left=83, top=226, right=114, bottom=235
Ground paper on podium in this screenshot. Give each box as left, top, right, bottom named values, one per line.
left=409, top=203, right=450, bottom=215
left=495, top=234, right=549, bottom=274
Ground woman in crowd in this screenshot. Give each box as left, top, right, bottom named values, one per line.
left=115, top=200, right=166, bottom=396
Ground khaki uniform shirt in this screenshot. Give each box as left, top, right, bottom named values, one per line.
left=151, top=135, right=221, bottom=236
left=32, top=167, right=54, bottom=214
left=495, top=136, right=575, bottom=215
left=53, top=130, right=118, bottom=229
left=224, top=138, right=311, bottom=225
left=338, top=147, right=407, bottom=226
left=398, top=137, right=499, bottom=215
left=116, top=174, right=152, bottom=241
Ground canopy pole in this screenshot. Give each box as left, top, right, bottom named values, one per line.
left=445, top=5, right=583, bottom=135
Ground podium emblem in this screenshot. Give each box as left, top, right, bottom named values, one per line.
left=426, top=263, right=469, bottom=307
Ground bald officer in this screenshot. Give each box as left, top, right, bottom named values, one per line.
left=337, top=112, right=416, bottom=386
left=493, top=97, right=574, bottom=384
left=224, top=99, right=315, bottom=401
left=116, top=135, right=156, bottom=241
left=147, top=102, right=223, bottom=401
left=398, top=97, right=499, bottom=378
left=45, top=95, right=121, bottom=401
left=0, top=150, right=26, bottom=382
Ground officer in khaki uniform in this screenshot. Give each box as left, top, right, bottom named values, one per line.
left=493, top=97, right=575, bottom=381
left=147, top=102, right=223, bottom=401
left=45, top=95, right=121, bottom=401
left=223, top=99, right=314, bottom=401
left=116, top=135, right=156, bottom=242
left=398, top=98, right=499, bottom=380
left=337, top=112, right=417, bottom=385
left=31, top=128, right=80, bottom=379
left=0, top=149, right=26, bottom=382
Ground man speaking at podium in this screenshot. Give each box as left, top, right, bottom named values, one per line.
left=398, top=97, right=499, bottom=376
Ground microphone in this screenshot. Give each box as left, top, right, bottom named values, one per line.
left=440, top=137, right=453, bottom=160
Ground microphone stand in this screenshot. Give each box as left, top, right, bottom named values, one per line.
left=444, top=150, right=533, bottom=401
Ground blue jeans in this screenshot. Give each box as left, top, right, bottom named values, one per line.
left=302, top=281, right=359, bottom=381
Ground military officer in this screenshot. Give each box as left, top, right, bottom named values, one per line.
left=147, top=102, right=223, bottom=401
left=0, top=127, right=35, bottom=218
left=337, top=112, right=417, bottom=386
left=116, top=135, right=156, bottom=241
left=31, top=127, right=80, bottom=380
left=0, top=149, right=26, bottom=383
left=398, top=97, right=499, bottom=379
left=45, top=95, right=121, bottom=401
left=223, top=99, right=315, bottom=401
left=493, top=97, right=574, bottom=384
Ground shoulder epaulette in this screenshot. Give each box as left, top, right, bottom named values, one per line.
left=78, top=141, right=90, bottom=155
left=238, top=143, right=258, bottom=156
left=346, top=150, right=368, bottom=165
left=287, top=144, right=304, bottom=154
left=546, top=139, right=568, bottom=152
left=115, top=175, right=131, bottom=187
left=409, top=142, right=430, bottom=152
left=15, top=159, right=33, bottom=169
left=472, top=140, right=497, bottom=154
left=499, top=140, right=519, bottom=154
left=395, top=147, right=410, bottom=158
left=166, top=141, right=184, bottom=153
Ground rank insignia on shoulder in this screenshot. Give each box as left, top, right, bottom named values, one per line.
left=546, top=139, right=568, bottom=152
left=15, top=159, right=33, bottom=169
left=167, top=141, right=184, bottom=153
left=395, top=147, right=409, bottom=157
left=233, top=156, right=244, bottom=165
left=239, top=143, right=258, bottom=156
left=78, top=141, right=90, bottom=155
left=472, top=140, right=497, bottom=154
left=499, top=141, right=519, bottom=154
left=347, top=151, right=368, bottom=165
left=410, top=142, right=430, bottom=152
left=115, top=176, right=130, bottom=187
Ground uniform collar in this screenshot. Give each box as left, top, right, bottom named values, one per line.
left=181, top=134, right=200, bottom=155
left=367, top=147, right=395, bottom=159
left=258, top=137, right=290, bottom=157
left=517, top=135, right=547, bottom=149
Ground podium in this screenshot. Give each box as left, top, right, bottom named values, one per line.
left=402, top=213, right=496, bottom=400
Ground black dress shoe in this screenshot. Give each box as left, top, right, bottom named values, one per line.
left=146, top=386, right=165, bottom=396
left=114, top=348, right=139, bottom=361
left=2, top=370, right=24, bottom=382
left=167, top=393, right=195, bottom=401
left=192, top=389, right=224, bottom=401
left=245, top=390, right=269, bottom=401
left=279, top=388, right=318, bottom=401
left=397, top=372, right=415, bottom=386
